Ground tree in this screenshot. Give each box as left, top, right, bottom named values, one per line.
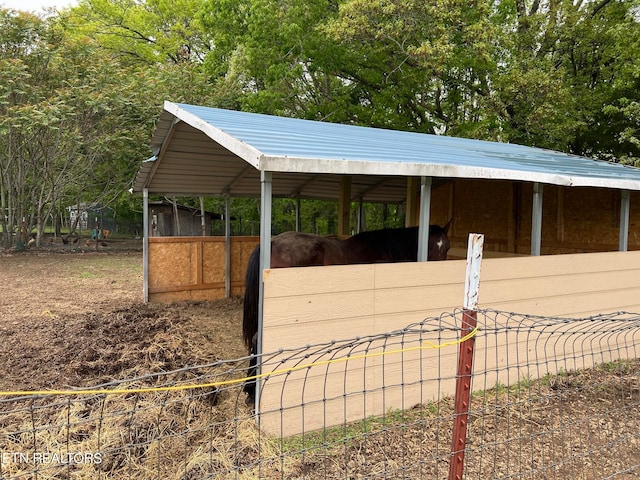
left=200, top=0, right=355, bottom=120
left=322, top=0, right=502, bottom=135
left=492, top=0, right=640, bottom=156
left=69, top=0, right=211, bottom=65
left=0, top=8, right=183, bottom=247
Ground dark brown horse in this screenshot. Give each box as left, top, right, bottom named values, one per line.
left=242, top=223, right=451, bottom=402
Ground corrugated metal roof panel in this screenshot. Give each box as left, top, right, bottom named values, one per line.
left=134, top=101, right=640, bottom=198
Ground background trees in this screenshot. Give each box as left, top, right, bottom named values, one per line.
left=1, top=0, right=639, bottom=247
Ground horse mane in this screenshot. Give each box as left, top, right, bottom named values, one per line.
left=349, top=226, right=420, bottom=262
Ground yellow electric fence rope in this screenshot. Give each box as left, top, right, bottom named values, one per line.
left=0, top=326, right=478, bottom=397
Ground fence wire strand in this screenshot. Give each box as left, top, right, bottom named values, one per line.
left=0, top=309, right=639, bottom=479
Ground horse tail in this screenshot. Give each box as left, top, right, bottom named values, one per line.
left=242, top=244, right=261, bottom=351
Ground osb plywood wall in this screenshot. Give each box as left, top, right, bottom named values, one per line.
left=147, top=236, right=259, bottom=302
left=259, top=250, right=640, bottom=436
left=432, top=179, right=640, bottom=255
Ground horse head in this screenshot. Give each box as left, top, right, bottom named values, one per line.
left=428, top=219, right=452, bottom=261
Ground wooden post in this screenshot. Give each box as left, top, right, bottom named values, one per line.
left=338, top=176, right=351, bottom=236
left=448, top=233, right=484, bottom=480
left=21, top=217, right=26, bottom=246
left=171, top=196, right=181, bottom=236
left=405, top=177, right=419, bottom=227
left=200, top=196, right=206, bottom=236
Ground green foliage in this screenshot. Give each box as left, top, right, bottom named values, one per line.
left=604, top=98, right=640, bottom=165
left=69, top=0, right=210, bottom=65
left=200, top=0, right=352, bottom=119
left=323, top=0, right=501, bottom=134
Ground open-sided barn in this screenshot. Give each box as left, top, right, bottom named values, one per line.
left=135, top=102, right=640, bottom=255
left=133, top=102, right=640, bottom=430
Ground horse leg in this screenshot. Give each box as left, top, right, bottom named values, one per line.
left=243, top=332, right=258, bottom=405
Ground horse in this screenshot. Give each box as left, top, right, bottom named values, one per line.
left=241, top=222, right=451, bottom=403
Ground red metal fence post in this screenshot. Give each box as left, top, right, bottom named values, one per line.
left=448, top=309, right=478, bottom=480
left=448, top=233, right=484, bottom=480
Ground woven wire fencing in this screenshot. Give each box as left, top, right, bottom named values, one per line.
left=0, top=309, right=639, bottom=479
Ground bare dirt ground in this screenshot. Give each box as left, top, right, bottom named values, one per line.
left=0, top=240, right=247, bottom=394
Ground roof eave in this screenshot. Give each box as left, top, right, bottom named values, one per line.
left=164, top=101, right=263, bottom=169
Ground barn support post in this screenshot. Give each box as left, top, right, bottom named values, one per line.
left=225, top=193, right=231, bottom=298
left=417, top=176, right=432, bottom=261
left=199, top=196, right=206, bottom=236
left=171, top=196, right=181, bottom=236
left=338, top=176, right=351, bottom=236
left=295, top=192, right=301, bottom=232
left=405, top=177, right=420, bottom=227
left=143, top=187, right=149, bottom=303
left=619, top=190, right=630, bottom=252
left=448, top=233, right=484, bottom=480
left=357, top=197, right=364, bottom=233
left=256, top=171, right=273, bottom=413
left=531, top=182, right=543, bottom=256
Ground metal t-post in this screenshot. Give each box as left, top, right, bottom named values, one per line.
left=448, top=233, right=484, bottom=480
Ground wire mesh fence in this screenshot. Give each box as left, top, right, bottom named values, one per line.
left=0, top=309, right=638, bottom=479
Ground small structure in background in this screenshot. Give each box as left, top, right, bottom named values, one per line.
left=148, top=200, right=223, bottom=237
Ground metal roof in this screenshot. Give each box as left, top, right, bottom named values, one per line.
left=133, top=101, right=640, bottom=200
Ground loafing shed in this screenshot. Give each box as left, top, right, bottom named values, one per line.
left=133, top=102, right=640, bottom=432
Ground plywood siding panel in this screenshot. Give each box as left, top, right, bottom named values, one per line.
left=480, top=251, right=635, bottom=280
left=147, top=236, right=259, bottom=302
left=435, top=180, right=640, bottom=254
left=148, top=241, right=196, bottom=287
left=261, top=293, right=376, bottom=352
left=202, top=240, right=226, bottom=284
left=480, top=271, right=640, bottom=307
left=232, top=239, right=259, bottom=283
